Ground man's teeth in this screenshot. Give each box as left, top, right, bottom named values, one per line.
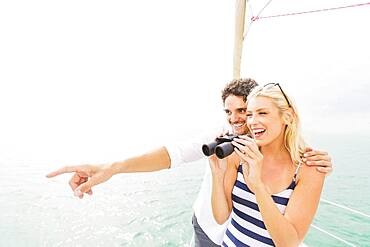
left=234, top=123, right=244, bottom=127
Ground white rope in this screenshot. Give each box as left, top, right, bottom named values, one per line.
left=310, top=224, right=357, bottom=247
left=189, top=232, right=195, bottom=247
left=253, top=0, right=274, bottom=20
left=320, top=198, right=370, bottom=219
left=243, top=0, right=274, bottom=39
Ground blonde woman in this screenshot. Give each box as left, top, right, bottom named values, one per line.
left=210, top=83, right=325, bottom=246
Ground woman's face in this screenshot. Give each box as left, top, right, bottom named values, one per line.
left=246, top=96, right=286, bottom=147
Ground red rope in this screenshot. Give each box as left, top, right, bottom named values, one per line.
left=251, top=2, right=370, bottom=21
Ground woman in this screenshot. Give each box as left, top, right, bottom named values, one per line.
left=210, top=83, right=325, bottom=247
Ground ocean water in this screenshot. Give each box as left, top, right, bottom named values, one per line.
left=0, top=132, right=369, bottom=247
left=303, top=132, right=370, bottom=246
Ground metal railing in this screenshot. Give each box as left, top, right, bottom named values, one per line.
left=308, top=198, right=370, bottom=247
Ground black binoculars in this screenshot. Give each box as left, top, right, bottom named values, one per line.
left=202, top=135, right=238, bottom=159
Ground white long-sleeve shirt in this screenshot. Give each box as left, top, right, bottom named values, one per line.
left=166, top=132, right=230, bottom=245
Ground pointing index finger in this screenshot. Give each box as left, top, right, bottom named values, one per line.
left=46, top=166, right=81, bottom=178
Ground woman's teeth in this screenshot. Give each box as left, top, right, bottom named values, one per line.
left=253, top=129, right=265, bottom=137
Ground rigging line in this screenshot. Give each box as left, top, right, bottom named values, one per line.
left=243, top=0, right=274, bottom=39
left=251, top=2, right=370, bottom=21
left=310, top=224, right=357, bottom=247
left=253, top=0, right=274, bottom=20
left=320, top=198, right=370, bottom=219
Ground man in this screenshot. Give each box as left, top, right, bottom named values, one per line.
left=47, top=78, right=333, bottom=246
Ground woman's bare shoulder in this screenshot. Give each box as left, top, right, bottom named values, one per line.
left=296, top=163, right=325, bottom=184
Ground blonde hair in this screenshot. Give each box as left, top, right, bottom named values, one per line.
left=247, top=84, right=306, bottom=165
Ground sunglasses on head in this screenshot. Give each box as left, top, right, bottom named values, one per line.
left=261, top=83, right=291, bottom=108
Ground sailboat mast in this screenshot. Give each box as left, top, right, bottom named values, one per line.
left=233, top=0, right=247, bottom=79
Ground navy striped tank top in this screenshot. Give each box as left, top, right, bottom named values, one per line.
left=222, top=164, right=300, bottom=247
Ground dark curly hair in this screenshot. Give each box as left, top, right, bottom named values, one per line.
left=221, top=78, right=258, bottom=103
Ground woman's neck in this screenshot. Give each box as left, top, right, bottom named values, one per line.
left=260, top=138, right=291, bottom=167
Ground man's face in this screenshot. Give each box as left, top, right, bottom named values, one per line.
left=224, top=95, right=249, bottom=135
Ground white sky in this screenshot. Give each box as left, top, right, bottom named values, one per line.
left=0, top=0, right=369, bottom=164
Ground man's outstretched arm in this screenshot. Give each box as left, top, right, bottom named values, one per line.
left=46, top=146, right=171, bottom=198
